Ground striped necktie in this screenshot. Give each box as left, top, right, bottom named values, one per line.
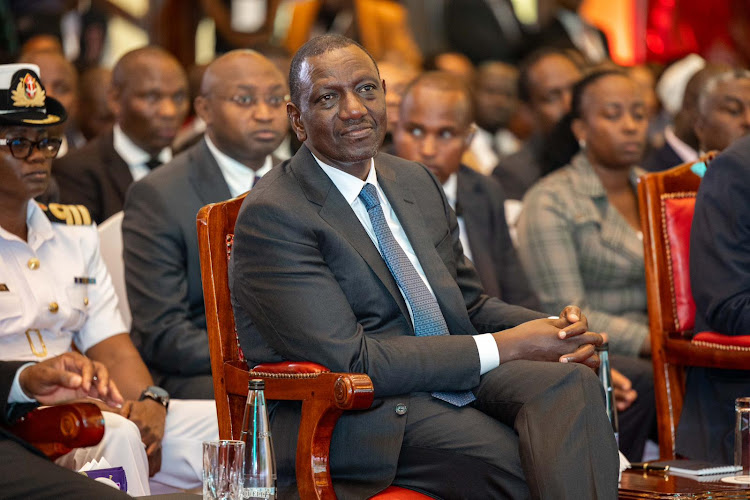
left=359, top=183, right=476, bottom=407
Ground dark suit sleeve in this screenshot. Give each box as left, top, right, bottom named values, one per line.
left=122, top=179, right=210, bottom=375
left=0, top=361, right=38, bottom=425
left=54, top=153, right=104, bottom=224
left=690, top=146, right=750, bottom=334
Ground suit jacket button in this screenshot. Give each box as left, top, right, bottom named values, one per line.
left=395, top=403, right=407, bottom=416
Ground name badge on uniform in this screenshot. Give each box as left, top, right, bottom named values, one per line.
left=74, top=277, right=96, bottom=285
left=0, top=284, right=8, bottom=292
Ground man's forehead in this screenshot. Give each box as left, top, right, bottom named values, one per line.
left=303, top=47, right=378, bottom=83
left=404, top=87, right=471, bottom=126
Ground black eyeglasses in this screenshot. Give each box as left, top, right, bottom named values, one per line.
left=0, top=137, right=62, bottom=160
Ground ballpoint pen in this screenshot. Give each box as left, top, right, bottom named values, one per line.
left=629, top=462, right=670, bottom=472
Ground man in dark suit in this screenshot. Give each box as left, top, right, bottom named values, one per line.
left=53, top=46, right=189, bottom=223
left=230, top=35, right=618, bottom=499
left=1, top=352, right=129, bottom=499
left=393, top=71, right=539, bottom=309
left=122, top=50, right=289, bottom=399
left=677, top=135, right=750, bottom=463
left=493, top=48, right=582, bottom=201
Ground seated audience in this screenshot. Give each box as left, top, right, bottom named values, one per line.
left=642, top=64, right=730, bottom=171
left=230, top=34, right=619, bottom=498
left=378, top=60, right=419, bottom=152
left=694, top=69, right=750, bottom=153
left=466, top=61, right=522, bottom=175
left=54, top=46, right=189, bottom=224
left=395, top=69, right=656, bottom=462
left=677, top=134, right=750, bottom=463
left=493, top=48, right=582, bottom=201
left=122, top=50, right=289, bottom=399
left=76, top=66, right=115, bottom=143
left=393, top=71, right=539, bottom=309
left=0, top=63, right=216, bottom=495
left=2, top=353, right=130, bottom=499
left=517, top=70, right=650, bottom=358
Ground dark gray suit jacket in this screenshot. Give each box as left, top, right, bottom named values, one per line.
left=54, top=129, right=133, bottom=224
left=122, top=139, right=233, bottom=399
left=457, top=166, right=540, bottom=310
left=676, top=135, right=750, bottom=463
left=642, top=141, right=683, bottom=172
left=229, top=146, right=545, bottom=498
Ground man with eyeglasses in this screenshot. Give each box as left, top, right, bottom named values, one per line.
left=53, top=46, right=189, bottom=224
left=121, top=49, right=289, bottom=399
left=0, top=63, right=218, bottom=495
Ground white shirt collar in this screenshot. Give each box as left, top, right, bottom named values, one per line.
left=204, top=135, right=273, bottom=198
left=312, top=154, right=377, bottom=205
left=664, top=126, right=699, bottom=164
left=112, top=123, right=172, bottom=168
left=441, top=173, right=458, bottom=211
left=0, top=202, right=54, bottom=248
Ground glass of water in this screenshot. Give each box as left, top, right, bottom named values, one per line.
left=203, top=440, right=245, bottom=500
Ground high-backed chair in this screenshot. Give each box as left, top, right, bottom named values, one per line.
left=5, top=402, right=105, bottom=460
left=197, top=194, right=430, bottom=500
left=638, top=154, right=750, bottom=460
left=98, top=211, right=131, bottom=330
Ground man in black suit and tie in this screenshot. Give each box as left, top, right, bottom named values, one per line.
left=122, top=50, right=289, bottom=399
left=1, top=352, right=129, bottom=499
left=230, top=34, right=618, bottom=499
left=53, top=46, right=189, bottom=224
left=678, top=135, right=750, bottom=463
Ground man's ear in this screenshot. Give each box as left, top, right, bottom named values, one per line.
left=693, top=116, right=706, bottom=151
left=108, top=87, right=121, bottom=120
left=382, top=78, right=387, bottom=96
left=194, top=95, right=211, bottom=125
left=463, top=123, right=477, bottom=149
left=287, top=102, right=307, bottom=142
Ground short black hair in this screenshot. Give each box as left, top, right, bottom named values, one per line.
left=288, top=34, right=379, bottom=107
left=517, top=48, right=578, bottom=103
left=570, top=68, right=628, bottom=119
left=401, top=71, right=476, bottom=125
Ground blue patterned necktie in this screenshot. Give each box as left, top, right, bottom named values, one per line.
left=359, top=183, right=476, bottom=407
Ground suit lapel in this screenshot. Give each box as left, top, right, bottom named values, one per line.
left=378, top=158, right=477, bottom=336
left=291, top=147, right=411, bottom=326
left=100, top=131, right=134, bottom=203
left=188, top=139, right=233, bottom=205
left=456, top=168, right=500, bottom=297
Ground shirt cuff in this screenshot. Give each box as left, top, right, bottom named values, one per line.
left=473, top=333, right=500, bottom=375
left=9, top=363, right=38, bottom=404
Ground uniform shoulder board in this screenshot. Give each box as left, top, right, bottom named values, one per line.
left=38, top=203, right=93, bottom=225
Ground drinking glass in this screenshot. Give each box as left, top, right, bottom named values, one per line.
left=203, top=440, right=245, bottom=500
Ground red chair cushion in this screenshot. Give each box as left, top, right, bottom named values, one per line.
left=251, top=361, right=330, bottom=374
left=369, top=486, right=434, bottom=499
left=663, top=196, right=697, bottom=332
left=692, top=331, right=750, bottom=348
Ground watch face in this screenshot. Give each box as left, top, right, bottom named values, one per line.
left=148, top=386, right=169, bottom=399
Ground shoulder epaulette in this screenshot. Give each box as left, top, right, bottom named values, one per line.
left=38, top=203, right=93, bottom=225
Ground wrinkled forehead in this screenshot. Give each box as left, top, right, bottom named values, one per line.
left=301, top=47, right=379, bottom=90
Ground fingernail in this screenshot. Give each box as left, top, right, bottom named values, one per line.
left=558, top=330, right=566, bottom=339
left=570, top=314, right=579, bottom=321
left=559, top=357, right=569, bottom=363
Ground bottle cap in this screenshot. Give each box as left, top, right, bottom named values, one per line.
left=248, top=379, right=265, bottom=390
left=595, top=342, right=610, bottom=352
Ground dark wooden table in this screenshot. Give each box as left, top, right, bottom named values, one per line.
left=619, top=468, right=750, bottom=499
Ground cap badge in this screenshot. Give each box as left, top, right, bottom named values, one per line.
left=11, top=73, right=46, bottom=108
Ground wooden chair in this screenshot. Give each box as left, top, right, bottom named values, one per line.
left=197, top=194, right=431, bottom=500
left=4, top=402, right=105, bottom=460
left=638, top=154, right=750, bottom=460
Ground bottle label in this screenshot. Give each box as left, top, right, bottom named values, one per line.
left=243, top=486, right=276, bottom=498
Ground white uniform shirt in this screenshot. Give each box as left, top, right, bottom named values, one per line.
left=0, top=202, right=127, bottom=361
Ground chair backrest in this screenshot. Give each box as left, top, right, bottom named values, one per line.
left=98, top=211, right=131, bottom=330
left=197, top=193, right=249, bottom=440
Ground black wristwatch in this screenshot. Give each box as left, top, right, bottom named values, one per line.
left=139, top=385, right=170, bottom=410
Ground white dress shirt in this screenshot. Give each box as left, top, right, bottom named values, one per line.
left=557, top=9, right=608, bottom=64
left=469, top=126, right=521, bottom=175
left=205, top=135, right=273, bottom=198
left=664, top=126, right=699, bottom=164
left=112, top=124, right=172, bottom=182
left=441, top=173, right=473, bottom=262
left=313, top=155, right=499, bottom=374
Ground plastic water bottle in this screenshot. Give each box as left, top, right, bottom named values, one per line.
left=240, top=379, right=277, bottom=499
left=596, top=342, right=619, bottom=446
